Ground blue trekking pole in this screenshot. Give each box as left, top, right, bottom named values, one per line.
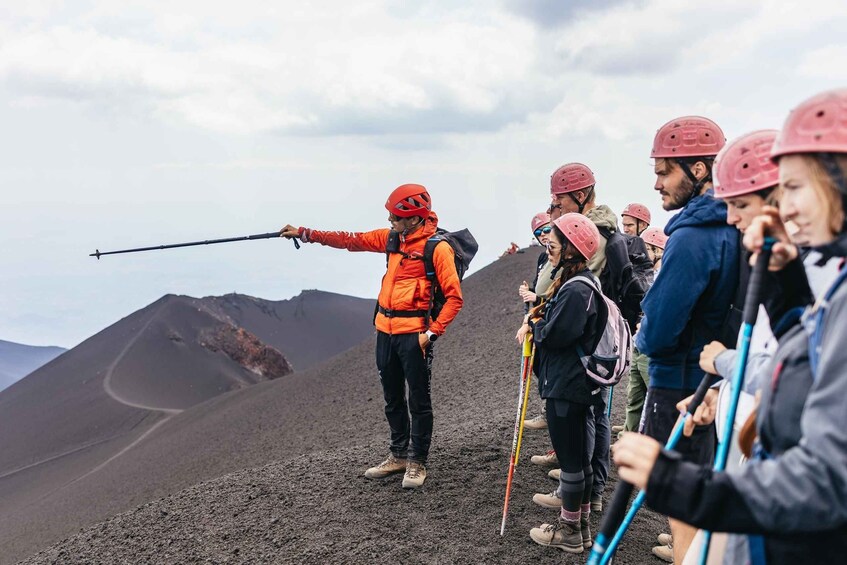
left=587, top=373, right=713, bottom=565
left=697, top=239, right=774, bottom=564
left=606, top=386, right=613, bottom=418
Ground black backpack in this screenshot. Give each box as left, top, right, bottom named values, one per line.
left=384, top=228, right=478, bottom=327
left=599, top=227, right=654, bottom=331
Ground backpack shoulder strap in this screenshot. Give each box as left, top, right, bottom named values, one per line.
left=423, top=235, right=444, bottom=284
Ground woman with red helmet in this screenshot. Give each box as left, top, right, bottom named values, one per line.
left=640, top=227, right=668, bottom=270
left=280, top=184, right=463, bottom=489
left=524, top=213, right=606, bottom=554
left=614, top=89, right=847, bottom=564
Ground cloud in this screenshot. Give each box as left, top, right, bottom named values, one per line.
left=0, top=3, right=546, bottom=137
left=504, top=0, right=628, bottom=29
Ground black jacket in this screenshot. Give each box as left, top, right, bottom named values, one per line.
left=531, top=268, right=604, bottom=405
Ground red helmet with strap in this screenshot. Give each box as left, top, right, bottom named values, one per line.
left=550, top=163, right=596, bottom=195
left=531, top=211, right=551, bottom=232
left=385, top=184, right=432, bottom=218
left=651, top=116, right=726, bottom=159
left=641, top=227, right=668, bottom=250
left=552, top=213, right=600, bottom=261
left=621, top=203, right=651, bottom=224
left=714, top=130, right=780, bottom=199
left=771, top=89, right=847, bottom=160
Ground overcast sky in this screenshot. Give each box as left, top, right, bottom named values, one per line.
left=2, top=0, right=846, bottom=347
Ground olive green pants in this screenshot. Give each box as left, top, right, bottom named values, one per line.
left=624, top=349, right=650, bottom=432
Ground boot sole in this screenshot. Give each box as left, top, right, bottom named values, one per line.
left=529, top=531, right=584, bottom=554
left=401, top=479, right=425, bottom=489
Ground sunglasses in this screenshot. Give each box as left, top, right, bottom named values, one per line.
left=534, top=226, right=552, bottom=238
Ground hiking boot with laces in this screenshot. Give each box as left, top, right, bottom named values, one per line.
left=524, top=413, right=548, bottom=430
left=548, top=468, right=560, bottom=480
left=530, top=450, right=559, bottom=467
left=652, top=543, right=673, bottom=562
left=529, top=518, right=584, bottom=553
left=580, top=516, right=593, bottom=549
left=532, top=489, right=562, bottom=509
left=657, top=533, right=673, bottom=546
left=364, top=454, right=407, bottom=479
left=401, top=461, right=427, bottom=489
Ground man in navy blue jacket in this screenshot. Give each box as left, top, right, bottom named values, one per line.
left=635, top=115, right=740, bottom=563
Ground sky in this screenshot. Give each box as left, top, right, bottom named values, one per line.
left=2, top=0, right=847, bottom=348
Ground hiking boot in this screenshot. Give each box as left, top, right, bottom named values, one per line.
left=364, top=454, right=407, bottom=479
left=590, top=494, right=603, bottom=513
left=530, top=450, right=559, bottom=467
left=657, top=533, right=673, bottom=546
left=612, top=424, right=624, bottom=433
left=401, top=461, right=427, bottom=489
left=652, top=543, right=674, bottom=563
left=524, top=414, right=548, bottom=430
left=580, top=516, right=593, bottom=549
left=548, top=468, right=560, bottom=480
left=532, top=489, right=562, bottom=509
left=529, top=518, right=584, bottom=553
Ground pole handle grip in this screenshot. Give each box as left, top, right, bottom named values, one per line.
left=597, top=481, right=634, bottom=541
left=687, top=373, right=714, bottom=417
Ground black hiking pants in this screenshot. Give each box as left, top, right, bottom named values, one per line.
left=547, top=398, right=593, bottom=513
left=376, top=331, right=434, bottom=464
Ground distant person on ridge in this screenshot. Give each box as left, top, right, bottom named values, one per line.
left=280, top=184, right=462, bottom=489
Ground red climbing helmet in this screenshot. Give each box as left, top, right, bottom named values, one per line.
left=552, top=213, right=600, bottom=260
left=531, top=211, right=551, bottom=232
left=550, top=163, right=596, bottom=195
left=771, top=88, right=847, bottom=160
left=621, top=203, right=651, bottom=224
left=641, top=227, right=668, bottom=250
left=385, top=184, right=432, bottom=218
left=651, top=116, right=726, bottom=159
left=714, top=130, right=780, bottom=199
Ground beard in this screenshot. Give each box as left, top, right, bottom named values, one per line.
left=663, top=175, right=696, bottom=211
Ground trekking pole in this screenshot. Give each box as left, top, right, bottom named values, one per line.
left=513, top=341, right=536, bottom=464
left=698, top=239, right=774, bottom=565
left=500, top=335, right=534, bottom=536
left=588, top=373, right=713, bottom=565
left=90, top=231, right=299, bottom=259
left=606, top=386, right=614, bottom=418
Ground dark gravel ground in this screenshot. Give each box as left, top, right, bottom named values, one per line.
left=19, top=251, right=668, bottom=565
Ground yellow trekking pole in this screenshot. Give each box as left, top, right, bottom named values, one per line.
left=500, top=334, right=535, bottom=536
left=514, top=336, right=535, bottom=464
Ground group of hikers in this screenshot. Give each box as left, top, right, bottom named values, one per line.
left=281, top=87, right=847, bottom=564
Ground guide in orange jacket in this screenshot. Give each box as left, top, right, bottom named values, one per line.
left=280, top=184, right=462, bottom=489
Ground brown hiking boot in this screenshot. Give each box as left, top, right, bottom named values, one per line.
left=580, top=516, right=593, bottom=549
left=364, top=454, right=407, bottom=479
left=532, top=489, right=562, bottom=509
left=548, top=468, right=560, bottom=480
left=590, top=494, right=603, bottom=513
left=611, top=424, right=624, bottom=433
left=401, top=461, right=427, bottom=489
left=652, top=543, right=674, bottom=562
left=530, top=450, right=559, bottom=467
left=529, top=518, right=584, bottom=553
left=657, top=533, right=673, bottom=546
left=524, top=414, right=548, bottom=430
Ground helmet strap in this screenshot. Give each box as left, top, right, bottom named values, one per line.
left=676, top=159, right=713, bottom=203
left=568, top=186, right=594, bottom=214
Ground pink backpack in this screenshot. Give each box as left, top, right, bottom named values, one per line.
left=565, top=274, right=632, bottom=386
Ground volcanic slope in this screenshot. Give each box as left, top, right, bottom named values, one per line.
left=200, top=290, right=377, bottom=371
left=0, top=340, right=66, bottom=392
left=18, top=250, right=666, bottom=565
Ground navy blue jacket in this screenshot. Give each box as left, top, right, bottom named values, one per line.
left=635, top=190, right=740, bottom=390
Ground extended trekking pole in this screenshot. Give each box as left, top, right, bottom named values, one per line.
left=606, top=386, right=614, bottom=418
left=90, top=231, right=299, bottom=259
left=587, top=373, right=714, bottom=565
left=500, top=335, right=534, bottom=536
left=514, top=340, right=536, bottom=465
left=697, top=239, right=774, bottom=565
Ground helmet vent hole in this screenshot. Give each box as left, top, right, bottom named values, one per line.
left=742, top=163, right=749, bottom=169
left=816, top=110, right=825, bottom=118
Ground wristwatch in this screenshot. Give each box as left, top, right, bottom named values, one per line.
left=425, top=330, right=439, bottom=342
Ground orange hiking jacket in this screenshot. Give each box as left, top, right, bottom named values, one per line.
left=302, top=213, right=463, bottom=336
